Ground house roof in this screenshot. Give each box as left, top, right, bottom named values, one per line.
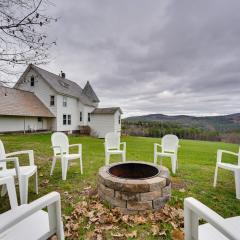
left=92, top=107, right=123, bottom=114
left=83, top=81, right=100, bottom=103
left=15, top=64, right=99, bottom=107
left=0, top=87, right=55, bottom=118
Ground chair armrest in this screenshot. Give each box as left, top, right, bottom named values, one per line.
left=120, top=142, right=126, bottom=151
left=218, top=149, right=239, bottom=156
left=51, top=146, right=63, bottom=156
left=6, top=150, right=34, bottom=166
left=154, top=143, right=162, bottom=153
left=184, top=197, right=239, bottom=240
left=69, top=144, right=82, bottom=154
left=0, top=157, right=20, bottom=177
left=217, top=149, right=239, bottom=163
left=0, top=192, right=63, bottom=235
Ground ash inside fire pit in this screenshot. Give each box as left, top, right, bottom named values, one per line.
left=109, top=163, right=159, bottom=179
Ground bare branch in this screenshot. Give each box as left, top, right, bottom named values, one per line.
left=0, top=0, right=56, bottom=84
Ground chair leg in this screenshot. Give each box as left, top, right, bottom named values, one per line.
left=105, top=153, right=110, bottom=165
left=171, top=156, right=177, bottom=174
left=62, top=158, right=68, bottom=181
left=160, top=157, right=163, bottom=166
left=213, top=165, right=218, bottom=187
left=1, top=184, right=7, bottom=197
left=50, top=157, right=57, bottom=176
left=234, top=169, right=240, bottom=199
left=154, top=152, right=157, bottom=165
left=34, top=170, right=38, bottom=194
left=80, top=156, right=83, bottom=174
left=19, top=175, right=28, bottom=204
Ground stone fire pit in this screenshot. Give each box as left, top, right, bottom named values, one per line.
left=98, top=161, right=171, bottom=214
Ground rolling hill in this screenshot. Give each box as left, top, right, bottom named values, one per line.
left=124, top=113, right=240, bottom=132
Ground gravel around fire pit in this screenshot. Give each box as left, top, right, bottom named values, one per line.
left=98, top=161, right=171, bottom=214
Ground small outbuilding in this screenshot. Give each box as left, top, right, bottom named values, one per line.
left=90, top=107, right=123, bottom=138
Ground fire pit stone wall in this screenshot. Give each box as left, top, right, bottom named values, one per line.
left=98, top=162, right=171, bottom=214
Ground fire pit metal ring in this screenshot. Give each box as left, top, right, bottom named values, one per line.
left=98, top=161, right=171, bottom=214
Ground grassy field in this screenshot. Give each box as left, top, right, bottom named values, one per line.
left=0, top=133, right=239, bottom=239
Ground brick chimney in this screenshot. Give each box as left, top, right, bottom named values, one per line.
left=61, top=71, right=66, bottom=78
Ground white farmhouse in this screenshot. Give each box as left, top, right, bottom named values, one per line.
left=0, top=64, right=122, bottom=138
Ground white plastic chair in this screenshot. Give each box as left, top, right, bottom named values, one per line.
left=0, top=140, right=38, bottom=204
left=104, top=132, right=126, bottom=165
left=0, top=176, right=64, bottom=240
left=184, top=197, right=239, bottom=240
left=51, top=132, right=83, bottom=180
left=213, top=147, right=240, bottom=199
left=154, top=134, right=180, bottom=174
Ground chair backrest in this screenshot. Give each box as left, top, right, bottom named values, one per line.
left=0, top=140, right=7, bottom=170
left=162, top=134, right=179, bottom=153
left=51, top=132, right=69, bottom=155
left=105, top=132, right=120, bottom=150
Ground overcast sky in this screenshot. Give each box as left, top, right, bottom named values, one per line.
left=24, top=0, right=240, bottom=116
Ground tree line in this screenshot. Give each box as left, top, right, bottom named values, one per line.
left=122, top=121, right=240, bottom=144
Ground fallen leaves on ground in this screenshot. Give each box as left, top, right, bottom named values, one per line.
left=172, top=229, right=185, bottom=240
left=64, top=186, right=184, bottom=239
left=40, top=179, right=49, bottom=187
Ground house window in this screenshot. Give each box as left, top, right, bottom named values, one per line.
left=88, top=113, right=91, bottom=122
left=30, top=76, right=34, bottom=86
left=63, top=96, right=67, bottom=107
left=63, top=114, right=67, bottom=125
left=68, top=115, right=71, bottom=125
left=63, top=114, right=71, bottom=125
left=119, top=115, right=121, bottom=124
left=80, top=112, right=82, bottom=122
left=50, top=95, right=55, bottom=106
left=38, top=117, right=42, bottom=122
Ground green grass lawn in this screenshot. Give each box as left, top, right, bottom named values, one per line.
left=0, top=133, right=239, bottom=239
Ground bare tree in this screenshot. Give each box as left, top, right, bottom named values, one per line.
left=0, top=0, right=56, bottom=85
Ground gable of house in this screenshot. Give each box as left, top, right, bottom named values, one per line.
left=82, top=81, right=100, bottom=103
left=15, top=64, right=99, bottom=107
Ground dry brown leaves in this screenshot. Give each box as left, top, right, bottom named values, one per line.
left=64, top=186, right=184, bottom=239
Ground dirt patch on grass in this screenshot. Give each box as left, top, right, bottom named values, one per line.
left=171, top=178, right=188, bottom=190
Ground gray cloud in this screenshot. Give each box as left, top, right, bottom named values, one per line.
left=22, top=0, right=240, bottom=116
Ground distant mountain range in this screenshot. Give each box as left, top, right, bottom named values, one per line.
left=124, top=113, right=240, bottom=132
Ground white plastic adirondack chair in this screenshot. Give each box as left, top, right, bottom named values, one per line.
left=51, top=132, right=83, bottom=180
left=184, top=197, right=240, bottom=240
left=104, top=132, right=126, bottom=165
left=213, top=147, right=240, bottom=199
left=0, top=176, right=64, bottom=240
left=154, top=134, right=180, bottom=174
left=0, top=140, right=38, bottom=204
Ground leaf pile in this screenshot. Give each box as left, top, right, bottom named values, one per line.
left=63, top=187, right=184, bottom=239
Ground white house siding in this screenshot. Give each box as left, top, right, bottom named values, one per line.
left=84, top=106, right=95, bottom=126
left=56, top=95, right=79, bottom=131
left=89, top=114, right=114, bottom=138
left=114, top=110, right=122, bottom=132
left=90, top=110, right=122, bottom=138
left=0, top=116, right=50, bottom=133
left=16, top=69, right=57, bottom=130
